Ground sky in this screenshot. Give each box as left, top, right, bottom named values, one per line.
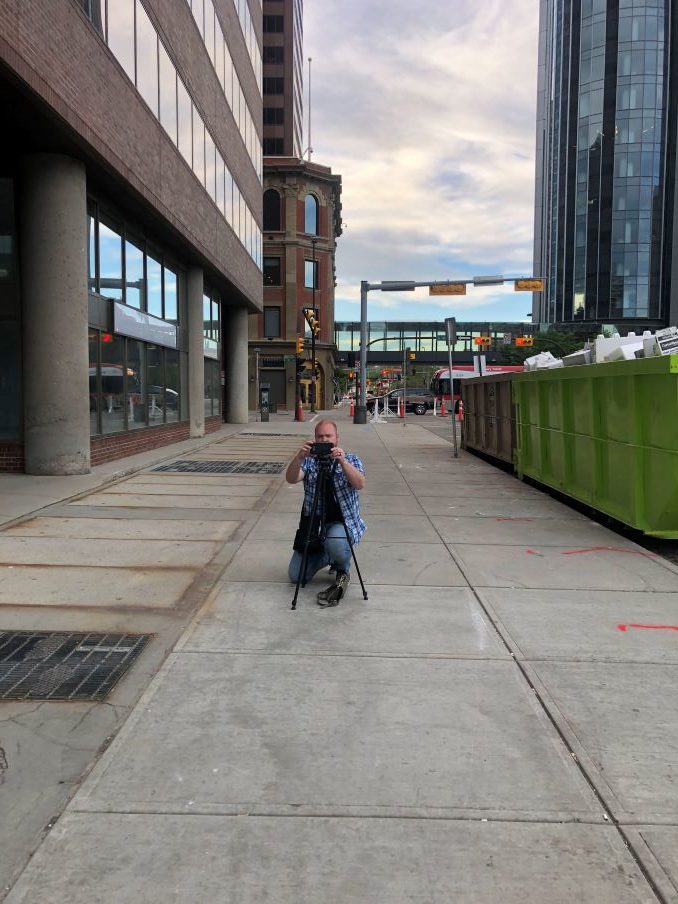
left=304, top=0, right=539, bottom=324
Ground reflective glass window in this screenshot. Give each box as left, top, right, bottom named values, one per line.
left=107, top=0, right=135, bottom=82
left=135, top=0, right=158, bottom=115
left=98, top=218, right=123, bottom=300
left=158, top=40, right=177, bottom=142
left=147, top=251, right=162, bottom=318
left=164, top=266, right=178, bottom=323
left=225, top=167, right=233, bottom=225
left=304, top=259, right=318, bottom=289
left=203, top=295, right=212, bottom=337
left=204, top=0, right=215, bottom=63
left=177, top=78, right=192, bottom=165
left=126, top=339, right=147, bottom=429
left=216, top=151, right=225, bottom=216
left=165, top=348, right=180, bottom=423
left=147, top=344, right=164, bottom=422
left=87, top=213, right=97, bottom=291
left=100, top=333, right=126, bottom=434
left=89, top=329, right=100, bottom=435
left=192, top=106, right=205, bottom=185
left=264, top=306, right=280, bottom=338
left=125, top=237, right=144, bottom=309
left=304, top=194, right=318, bottom=234
left=263, top=256, right=281, bottom=286
left=205, top=131, right=216, bottom=201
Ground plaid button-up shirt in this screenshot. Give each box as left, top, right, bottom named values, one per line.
left=300, top=453, right=366, bottom=545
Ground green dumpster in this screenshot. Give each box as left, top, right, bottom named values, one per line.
left=513, top=355, right=678, bottom=538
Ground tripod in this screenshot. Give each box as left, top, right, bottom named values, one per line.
left=291, top=458, right=368, bottom=611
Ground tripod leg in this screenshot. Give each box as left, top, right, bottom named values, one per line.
left=291, top=472, right=323, bottom=611
left=327, top=464, right=368, bottom=601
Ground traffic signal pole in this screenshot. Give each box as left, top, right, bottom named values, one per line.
left=353, top=276, right=545, bottom=425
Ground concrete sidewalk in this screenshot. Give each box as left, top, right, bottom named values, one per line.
left=4, top=410, right=678, bottom=902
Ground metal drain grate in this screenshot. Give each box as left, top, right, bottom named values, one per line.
left=153, top=459, right=285, bottom=474
left=0, top=632, right=151, bottom=700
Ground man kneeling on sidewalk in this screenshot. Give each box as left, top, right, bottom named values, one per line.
left=286, top=419, right=366, bottom=607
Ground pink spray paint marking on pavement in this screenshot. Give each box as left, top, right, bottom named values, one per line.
left=561, top=546, right=658, bottom=559
left=618, top=623, right=678, bottom=633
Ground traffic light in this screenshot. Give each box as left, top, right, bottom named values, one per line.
left=304, top=308, right=320, bottom=336
left=296, top=336, right=304, bottom=354
left=408, top=351, right=416, bottom=361
left=515, top=336, right=534, bottom=347
left=474, top=336, right=492, bottom=346
left=348, top=371, right=354, bottom=380
left=296, top=358, right=306, bottom=375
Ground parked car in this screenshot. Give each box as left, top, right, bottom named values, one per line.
left=366, top=387, right=435, bottom=415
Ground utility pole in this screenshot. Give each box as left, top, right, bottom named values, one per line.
left=310, top=237, right=318, bottom=412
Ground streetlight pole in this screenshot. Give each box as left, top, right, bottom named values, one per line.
left=254, top=347, right=260, bottom=421
left=310, top=237, right=317, bottom=413
left=354, top=280, right=369, bottom=424
left=445, top=317, right=459, bottom=458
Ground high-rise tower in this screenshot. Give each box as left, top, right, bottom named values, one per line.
left=262, top=0, right=303, bottom=157
left=533, top=0, right=678, bottom=330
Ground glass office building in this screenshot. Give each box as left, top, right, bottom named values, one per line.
left=533, top=0, right=678, bottom=329
left=0, top=0, right=263, bottom=473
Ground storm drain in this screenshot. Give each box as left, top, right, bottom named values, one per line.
left=0, top=632, right=151, bottom=700
left=153, top=459, right=285, bottom=474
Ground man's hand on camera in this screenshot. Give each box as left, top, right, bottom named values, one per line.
left=297, top=440, right=313, bottom=463
left=330, top=446, right=346, bottom=463
left=331, top=446, right=365, bottom=490
left=285, top=439, right=313, bottom=484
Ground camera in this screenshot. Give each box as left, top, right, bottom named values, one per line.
left=310, top=441, right=333, bottom=458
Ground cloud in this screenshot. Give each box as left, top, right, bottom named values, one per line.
left=305, top=0, right=539, bottom=321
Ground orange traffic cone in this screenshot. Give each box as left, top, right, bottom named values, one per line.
left=457, top=399, right=464, bottom=422
left=440, top=398, right=446, bottom=416
left=398, top=396, right=404, bottom=418
left=349, top=398, right=354, bottom=417
left=296, top=398, right=305, bottom=422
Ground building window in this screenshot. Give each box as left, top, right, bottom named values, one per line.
left=263, top=107, right=284, bottom=125
left=263, top=189, right=282, bottom=230
left=263, top=46, right=284, bottom=64
left=263, top=78, right=284, bottom=95
left=304, top=259, right=318, bottom=289
left=203, top=293, right=220, bottom=340
left=263, top=257, right=281, bottom=286
left=80, top=0, right=103, bottom=33
left=263, top=138, right=284, bottom=156
left=264, top=306, right=281, bottom=338
left=304, top=194, right=318, bottom=235
left=263, top=15, right=284, bottom=32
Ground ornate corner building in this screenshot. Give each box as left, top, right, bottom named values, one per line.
left=250, top=159, right=342, bottom=411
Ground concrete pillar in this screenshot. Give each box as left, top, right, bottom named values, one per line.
left=187, top=267, right=205, bottom=438
left=223, top=306, right=249, bottom=423
left=20, top=154, right=90, bottom=475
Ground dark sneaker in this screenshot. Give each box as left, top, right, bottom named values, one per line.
left=317, top=571, right=349, bottom=608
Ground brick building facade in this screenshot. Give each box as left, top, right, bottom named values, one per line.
left=251, top=158, right=341, bottom=411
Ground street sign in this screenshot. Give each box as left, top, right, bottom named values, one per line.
left=445, top=317, right=457, bottom=344
left=430, top=283, right=466, bottom=296
left=515, top=278, right=545, bottom=291
left=502, top=333, right=512, bottom=345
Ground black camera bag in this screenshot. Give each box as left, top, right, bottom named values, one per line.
left=293, top=512, right=325, bottom=554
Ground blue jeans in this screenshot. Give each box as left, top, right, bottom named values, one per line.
left=288, top=522, right=353, bottom=583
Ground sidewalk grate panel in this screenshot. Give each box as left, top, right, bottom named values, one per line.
left=0, top=632, right=151, bottom=700
left=153, top=460, right=285, bottom=474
